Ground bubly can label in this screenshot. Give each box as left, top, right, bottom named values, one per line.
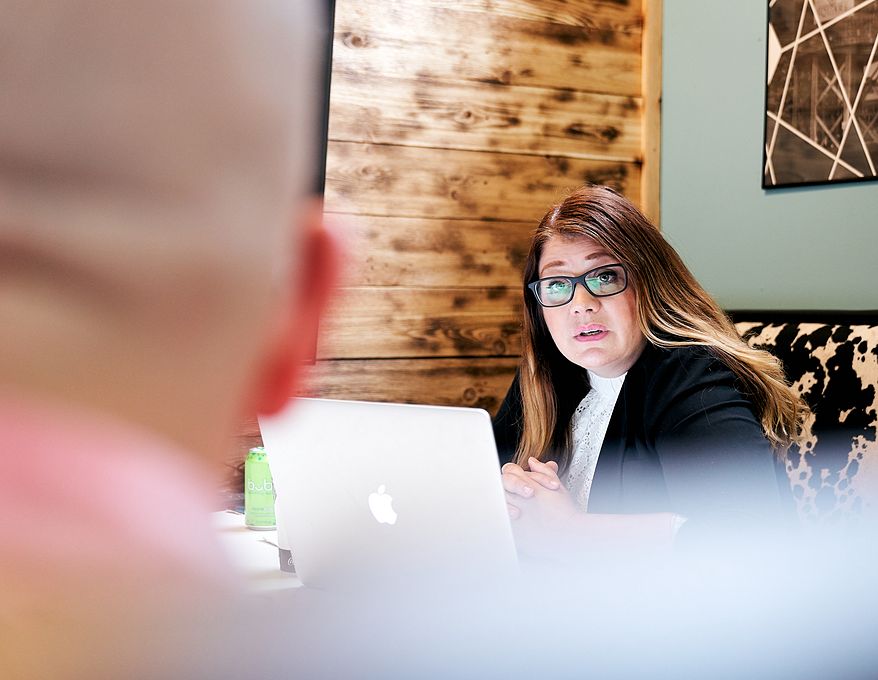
left=245, top=446, right=276, bottom=529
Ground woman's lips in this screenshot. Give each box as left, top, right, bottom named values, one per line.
left=573, top=325, right=608, bottom=342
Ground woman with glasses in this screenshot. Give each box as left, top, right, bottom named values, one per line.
left=495, top=184, right=806, bottom=558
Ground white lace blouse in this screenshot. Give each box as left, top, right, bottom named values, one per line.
left=563, top=371, right=626, bottom=512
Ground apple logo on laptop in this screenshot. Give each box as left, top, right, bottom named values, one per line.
left=368, top=485, right=398, bottom=525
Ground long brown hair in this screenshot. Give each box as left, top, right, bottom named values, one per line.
left=515, top=185, right=806, bottom=470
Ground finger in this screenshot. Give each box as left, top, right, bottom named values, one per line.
left=529, top=457, right=561, bottom=480
left=501, top=462, right=524, bottom=475
left=502, top=467, right=535, bottom=497
left=502, top=471, right=534, bottom=498
left=525, top=471, right=561, bottom=490
left=506, top=502, right=521, bottom=520
left=528, top=458, right=561, bottom=489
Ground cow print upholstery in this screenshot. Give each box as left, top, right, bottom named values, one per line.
left=733, top=313, right=878, bottom=523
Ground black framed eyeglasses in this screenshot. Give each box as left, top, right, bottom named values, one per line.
left=527, top=263, right=628, bottom=308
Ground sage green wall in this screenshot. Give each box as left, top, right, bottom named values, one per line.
left=661, top=0, right=878, bottom=310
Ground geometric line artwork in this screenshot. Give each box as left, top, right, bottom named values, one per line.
left=764, top=0, right=878, bottom=187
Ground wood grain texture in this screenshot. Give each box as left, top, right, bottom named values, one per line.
left=641, top=0, right=662, bottom=226
left=329, top=214, right=533, bottom=287
left=234, top=354, right=519, bottom=439
left=329, top=71, right=643, bottom=162
left=237, top=421, right=261, bottom=440
left=334, top=1, right=642, bottom=97
left=317, top=287, right=522, bottom=360
left=325, top=141, right=642, bottom=221
left=430, top=0, right=642, bottom=30
left=298, top=357, right=519, bottom=415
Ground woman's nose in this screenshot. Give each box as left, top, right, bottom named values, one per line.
left=569, top=283, right=599, bottom=314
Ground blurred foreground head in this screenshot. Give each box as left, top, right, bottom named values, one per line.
left=0, top=0, right=336, bottom=458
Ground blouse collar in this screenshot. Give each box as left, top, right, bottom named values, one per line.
left=587, top=370, right=627, bottom=400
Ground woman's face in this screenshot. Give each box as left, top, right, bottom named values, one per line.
left=536, top=235, right=646, bottom=378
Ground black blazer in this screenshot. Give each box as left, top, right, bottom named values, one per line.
left=493, top=344, right=793, bottom=537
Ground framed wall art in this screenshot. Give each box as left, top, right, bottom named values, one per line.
left=764, top=0, right=878, bottom=188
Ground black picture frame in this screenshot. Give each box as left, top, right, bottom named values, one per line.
left=762, top=0, right=878, bottom=189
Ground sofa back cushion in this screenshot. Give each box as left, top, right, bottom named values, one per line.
left=733, top=314, right=878, bottom=523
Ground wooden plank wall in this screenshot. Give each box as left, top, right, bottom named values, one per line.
left=232, top=0, right=657, bottom=476
left=303, top=0, right=648, bottom=413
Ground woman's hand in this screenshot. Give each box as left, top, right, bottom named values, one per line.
left=502, top=458, right=581, bottom=559
left=501, top=457, right=562, bottom=516
left=502, top=458, right=678, bottom=563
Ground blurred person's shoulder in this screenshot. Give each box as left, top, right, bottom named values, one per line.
left=0, top=389, right=236, bottom=677
left=0, top=389, right=231, bottom=586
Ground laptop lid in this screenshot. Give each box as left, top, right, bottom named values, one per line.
left=258, top=398, right=518, bottom=591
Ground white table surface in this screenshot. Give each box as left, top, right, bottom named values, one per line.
left=212, top=510, right=302, bottom=592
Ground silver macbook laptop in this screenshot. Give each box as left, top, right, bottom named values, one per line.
left=258, top=398, right=518, bottom=591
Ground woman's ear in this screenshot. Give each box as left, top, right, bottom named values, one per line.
left=254, top=201, right=341, bottom=416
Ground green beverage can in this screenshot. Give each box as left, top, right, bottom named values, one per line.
left=244, top=447, right=276, bottom=530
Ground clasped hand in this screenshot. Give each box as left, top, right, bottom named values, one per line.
left=501, top=457, right=580, bottom=558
